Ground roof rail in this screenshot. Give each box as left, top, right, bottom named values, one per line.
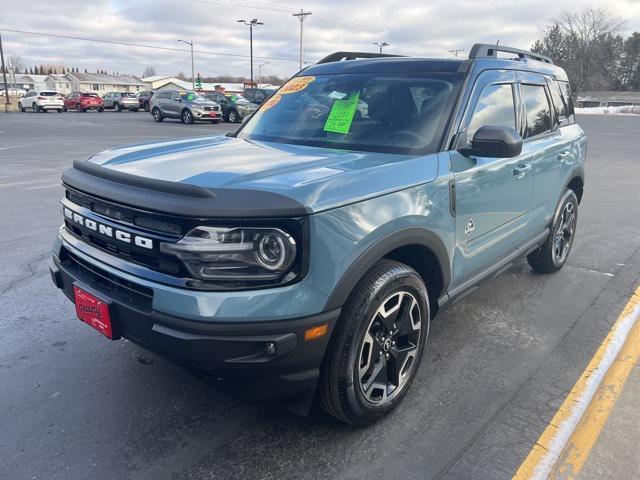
left=468, top=43, right=553, bottom=64
left=316, top=51, right=405, bottom=64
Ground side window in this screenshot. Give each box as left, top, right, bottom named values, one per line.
left=466, top=83, right=516, bottom=142
left=558, top=80, right=575, bottom=122
left=522, top=84, right=552, bottom=138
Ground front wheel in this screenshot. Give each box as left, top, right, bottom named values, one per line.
left=181, top=109, right=194, bottom=124
left=19, top=103, right=25, bottom=112
left=114, top=102, right=122, bottom=112
left=33, top=103, right=40, bottom=112
left=227, top=110, right=238, bottom=123
left=528, top=189, right=579, bottom=273
left=319, top=260, right=430, bottom=425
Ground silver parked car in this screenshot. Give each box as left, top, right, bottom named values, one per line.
left=150, top=90, right=222, bottom=124
left=103, top=92, right=140, bottom=112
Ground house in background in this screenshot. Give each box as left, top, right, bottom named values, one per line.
left=140, top=75, right=273, bottom=95
left=1, top=74, right=49, bottom=91
left=45, top=74, right=73, bottom=95
left=64, top=72, right=146, bottom=94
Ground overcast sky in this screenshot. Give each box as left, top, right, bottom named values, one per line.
left=1, top=0, right=640, bottom=80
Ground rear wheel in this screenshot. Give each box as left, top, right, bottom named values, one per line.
left=152, top=107, right=164, bottom=122
left=319, top=260, right=430, bottom=425
left=33, top=102, right=40, bottom=112
left=181, top=109, right=194, bottom=124
left=528, top=189, right=578, bottom=273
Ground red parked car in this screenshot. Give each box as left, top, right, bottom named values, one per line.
left=64, top=92, right=104, bottom=112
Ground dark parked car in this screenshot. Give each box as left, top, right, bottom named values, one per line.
left=64, top=92, right=104, bottom=112
left=204, top=92, right=258, bottom=122
left=137, top=91, right=154, bottom=112
left=243, top=87, right=277, bottom=105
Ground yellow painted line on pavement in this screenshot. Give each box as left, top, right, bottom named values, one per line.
left=513, top=286, right=640, bottom=480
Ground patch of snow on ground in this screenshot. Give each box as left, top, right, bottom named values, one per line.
left=576, top=105, right=640, bottom=115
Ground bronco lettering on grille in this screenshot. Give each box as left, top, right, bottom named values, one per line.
left=63, top=207, right=154, bottom=250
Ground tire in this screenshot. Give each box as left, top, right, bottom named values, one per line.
left=318, top=260, right=430, bottom=426
left=228, top=109, right=238, bottom=123
left=76, top=104, right=84, bottom=113
left=144, top=102, right=150, bottom=112
left=63, top=107, right=67, bottom=112
left=114, top=102, right=122, bottom=112
left=33, top=102, right=40, bottom=113
left=181, top=109, right=194, bottom=124
left=151, top=107, right=164, bottom=122
left=132, top=108, right=139, bottom=112
left=527, top=189, right=579, bottom=273
left=57, top=109, right=63, bottom=113
left=19, top=103, right=25, bottom=112
left=98, top=107, right=104, bottom=113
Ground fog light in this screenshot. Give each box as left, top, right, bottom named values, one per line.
left=264, top=341, right=277, bottom=356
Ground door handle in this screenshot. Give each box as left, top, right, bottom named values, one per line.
left=558, top=151, right=570, bottom=162
left=513, top=164, right=532, bottom=178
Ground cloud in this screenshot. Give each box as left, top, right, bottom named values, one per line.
left=1, top=0, right=639, bottom=78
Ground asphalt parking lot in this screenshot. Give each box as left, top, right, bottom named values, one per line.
left=1, top=111, right=639, bottom=480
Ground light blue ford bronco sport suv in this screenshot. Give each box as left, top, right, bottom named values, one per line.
left=51, top=44, right=586, bottom=425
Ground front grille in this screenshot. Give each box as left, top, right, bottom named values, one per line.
left=63, top=187, right=187, bottom=276
left=203, top=106, right=220, bottom=112
left=66, top=188, right=182, bottom=236
left=61, top=247, right=153, bottom=313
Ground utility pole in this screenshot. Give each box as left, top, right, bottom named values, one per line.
left=292, top=10, right=312, bottom=70
left=238, top=19, right=263, bottom=88
left=177, top=39, right=195, bottom=91
left=258, top=61, right=269, bottom=83
left=373, top=42, right=390, bottom=54
left=0, top=33, right=9, bottom=111
left=448, top=49, right=464, bottom=57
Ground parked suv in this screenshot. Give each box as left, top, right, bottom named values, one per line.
left=18, top=90, right=64, bottom=112
left=51, top=45, right=585, bottom=425
left=150, top=90, right=222, bottom=124
left=64, top=92, right=104, bottom=112
left=103, top=92, right=140, bottom=112
left=205, top=92, right=258, bottom=122
left=137, top=90, right=154, bottom=111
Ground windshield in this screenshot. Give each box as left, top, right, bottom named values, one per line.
left=238, top=73, right=461, bottom=154
left=180, top=92, right=208, bottom=102
left=80, top=93, right=99, bottom=97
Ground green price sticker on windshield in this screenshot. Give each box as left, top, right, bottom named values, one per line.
left=324, top=92, right=360, bottom=134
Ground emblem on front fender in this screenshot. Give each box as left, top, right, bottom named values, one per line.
left=465, top=218, right=475, bottom=236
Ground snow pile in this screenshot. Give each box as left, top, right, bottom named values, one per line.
left=576, top=105, right=640, bottom=115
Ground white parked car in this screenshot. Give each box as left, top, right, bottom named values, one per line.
left=18, top=90, right=65, bottom=113
left=0, top=87, right=27, bottom=97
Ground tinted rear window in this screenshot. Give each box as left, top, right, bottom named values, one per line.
left=80, top=93, right=99, bottom=97
left=40, top=91, right=58, bottom=96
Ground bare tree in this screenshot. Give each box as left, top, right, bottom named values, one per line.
left=533, top=7, right=625, bottom=92
left=142, top=66, right=157, bottom=78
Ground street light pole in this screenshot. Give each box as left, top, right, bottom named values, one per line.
left=177, top=39, right=195, bottom=91
left=0, top=33, right=10, bottom=111
left=237, top=19, right=263, bottom=88
left=292, top=10, right=312, bottom=70
left=373, top=42, right=390, bottom=54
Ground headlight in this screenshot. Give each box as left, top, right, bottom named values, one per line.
left=160, top=226, right=298, bottom=282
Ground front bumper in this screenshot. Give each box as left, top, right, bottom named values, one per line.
left=50, top=245, right=339, bottom=400
left=192, top=109, right=222, bottom=120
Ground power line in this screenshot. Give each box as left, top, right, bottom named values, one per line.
left=0, top=27, right=301, bottom=63
left=448, top=49, right=464, bottom=57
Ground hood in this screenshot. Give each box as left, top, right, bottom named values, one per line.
left=81, top=135, right=440, bottom=213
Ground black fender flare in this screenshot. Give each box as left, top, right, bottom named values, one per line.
left=323, top=227, right=451, bottom=311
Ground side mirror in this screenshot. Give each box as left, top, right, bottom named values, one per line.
left=459, top=126, right=523, bottom=158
